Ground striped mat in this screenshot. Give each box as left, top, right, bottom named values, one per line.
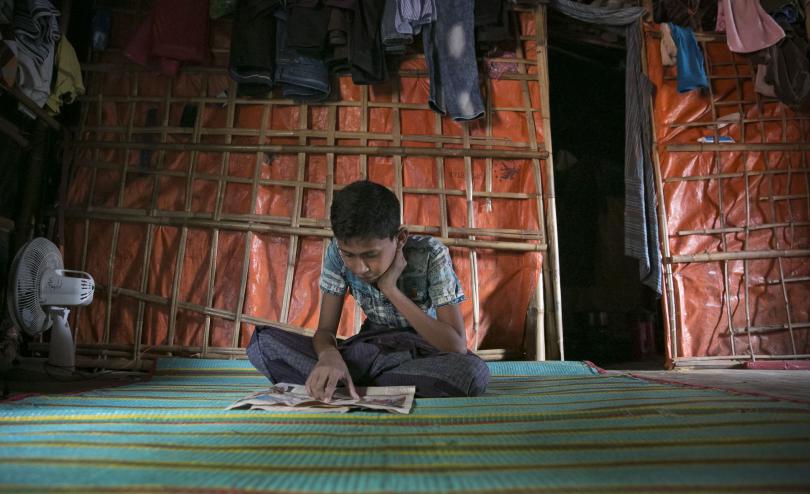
left=1, top=358, right=810, bottom=493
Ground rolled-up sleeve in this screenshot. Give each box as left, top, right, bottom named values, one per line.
left=427, top=242, right=465, bottom=307
left=319, top=240, right=348, bottom=296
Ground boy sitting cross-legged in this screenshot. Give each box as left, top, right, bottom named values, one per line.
left=247, top=180, right=490, bottom=400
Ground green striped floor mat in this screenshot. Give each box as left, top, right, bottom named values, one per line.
left=1, top=358, right=809, bottom=493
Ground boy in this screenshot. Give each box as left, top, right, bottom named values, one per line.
left=247, top=180, right=490, bottom=400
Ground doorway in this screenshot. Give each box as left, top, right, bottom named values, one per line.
left=548, top=17, right=663, bottom=368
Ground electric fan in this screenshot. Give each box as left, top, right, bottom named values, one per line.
left=7, top=238, right=94, bottom=371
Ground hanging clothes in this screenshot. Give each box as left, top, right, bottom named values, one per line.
left=287, top=0, right=330, bottom=57
left=760, top=0, right=804, bottom=26
left=324, top=6, right=351, bottom=73
left=653, top=0, right=717, bottom=31
left=475, top=0, right=512, bottom=43
left=228, top=0, right=279, bottom=96
left=423, top=0, right=484, bottom=121
left=275, top=8, right=331, bottom=102
left=668, top=23, right=709, bottom=93
left=0, top=29, right=16, bottom=87
left=124, top=0, right=209, bottom=77
left=45, top=37, right=84, bottom=115
left=382, top=0, right=412, bottom=54
left=806, top=0, right=810, bottom=41
left=321, top=0, right=388, bottom=83
left=485, top=48, right=518, bottom=79
left=396, top=0, right=435, bottom=35
left=210, top=0, right=237, bottom=19
left=765, top=34, right=810, bottom=111
left=755, top=63, right=777, bottom=98
left=659, top=23, right=677, bottom=66
left=13, top=0, right=59, bottom=110
left=0, top=0, right=11, bottom=25
left=349, top=0, right=388, bottom=84
left=716, top=0, right=785, bottom=53
left=326, top=1, right=351, bottom=51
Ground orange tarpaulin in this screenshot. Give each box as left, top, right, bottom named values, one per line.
left=645, top=27, right=810, bottom=361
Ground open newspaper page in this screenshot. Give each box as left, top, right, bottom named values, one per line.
left=227, top=383, right=416, bottom=414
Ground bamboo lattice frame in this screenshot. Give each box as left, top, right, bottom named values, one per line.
left=648, top=31, right=810, bottom=367
left=55, top=4, right=563, bottom=370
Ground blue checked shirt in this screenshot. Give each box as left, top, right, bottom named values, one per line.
left=319, top=235, right=465, bottom=328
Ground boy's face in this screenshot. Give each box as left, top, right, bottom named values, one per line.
left=337, top=229, right=407, bottom=284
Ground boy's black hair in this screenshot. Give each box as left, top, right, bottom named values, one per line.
left=330, top=180, right=400, bottom=240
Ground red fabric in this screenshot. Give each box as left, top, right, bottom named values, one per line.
left=124, top=0, right=209, bottom=76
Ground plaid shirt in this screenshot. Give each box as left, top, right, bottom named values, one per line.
left=319, top=235, right=465, bottom=328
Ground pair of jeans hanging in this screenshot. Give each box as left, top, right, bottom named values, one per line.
left=422, top=0, right=485, bottom=121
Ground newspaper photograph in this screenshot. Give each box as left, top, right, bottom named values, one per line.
left=226, top=383, right=416, bottom=414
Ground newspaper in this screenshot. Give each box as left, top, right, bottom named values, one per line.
left=226, top=383, right=416, bottom=414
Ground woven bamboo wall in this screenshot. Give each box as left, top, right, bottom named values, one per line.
left=55, top=3, right=562, bottom=369
left=646, top=27, right=810, bottom=366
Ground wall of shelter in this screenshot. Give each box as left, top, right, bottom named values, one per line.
left=58, top=4, right=559, bottom=368
left=645, top=27, right=810, bottom=365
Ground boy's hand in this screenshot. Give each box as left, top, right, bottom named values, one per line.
left=377, top=245, right=407, bottom=293
left=306, top=350, right=359, bottom=402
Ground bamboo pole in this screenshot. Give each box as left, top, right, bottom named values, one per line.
left=742, top=144, right=755, bottom=359
left=674, top=354, right=810, bottom=362
left=63, top=209, right=547, bottom=252
left=391, top=84, right=404, bottom=221
left=65, top=160, right=546, bottom=201
left=229, top=153, right=262, bottom=346
left=78, top=113, right=547, bottom=136
left=804, top=141, right=810, bottom=257
left=166, top=81, right=207, bottom=349
left=203, top=80, right=237, bottom=357
left=280, top=106, right=307, bottom=324
left=463, top=126, right=481, bottom=352
left=102, top=71, right=144, bottom=349
left=676, top=221, right=810, bottom=236
left=667, top=143, right=810, bottom=152
left=642, top=29, right=680, bottom=361
left=71, top=88, right=544, bottom=106
left=535, top=4, right=564, bottom=359
left=698, top=39, right=738, bottom=358
left=652, top=16, right=691, bottom=362
left=668, top=116, right=810, bottom=129
left=771, top=95, right=799, bottom=356
left=360, top=85, right=369, bottom=180
left=72, top=29, right=96, bottom=345
left=665, top=167, right=810, bottom=183
left=670, top=249, right=810, bottom=263
left=80, top=60, right=545, bottom=84
left=764, top=276, right=810, bottom=285
left=728, top=321, right=810, bottom=336
left=0, top=81, right=61, bottom=129
left=514, top=7, right=547, bottom=360
left=0, top=116, right=28, bottom=147
left=484, top=75, right=493, bottom=215
left=132, top=75, right=170, bottom=363
left=76, top=140, right=549, bottom=160
left=534, top=264, right=545, bottom=360
left=757, top=193, right=809, bottom=202
left=69, top=204, right=542, bottom=240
